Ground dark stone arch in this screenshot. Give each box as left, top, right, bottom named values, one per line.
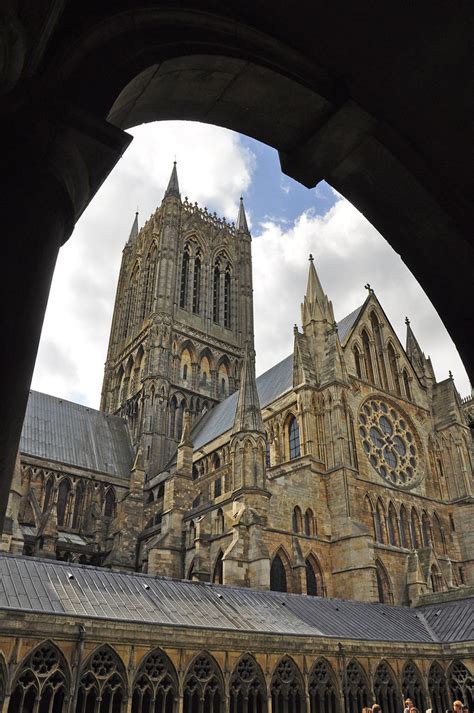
left=132, top=648, right=178, bottom=713
left=428, top=661, right=449, bottom=713
left=183, top=651, right=224, bottom=713
left=212, top=550, right=223, bottom=584
left=374, top=661, right=401, bottom=713
left=230, top=653, right=268, bottom=713
left=402, top=661, right=426, bottom=713
left=308, top=657, right=339, bottom=713
left=447, top=660, right=474, bottom=711
left=270, top=549, right=292, bottom=593
left=8, top=640, right=70, bottom=713
left=305, top=553, right=325, bottom=597
left=271, top=656, right=306, bottom=713
left=344, top=659, right=370, bottom=713
left=77, top=643, right=127, bottom=713
left=375, top=559, right=393, bottom=604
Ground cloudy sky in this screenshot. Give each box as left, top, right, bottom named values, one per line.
left=31, top=121, right=470, bottom=407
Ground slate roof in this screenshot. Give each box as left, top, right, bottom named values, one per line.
left=20, top=391, right=133, bottom=479
left=337, top=303, right=364, bottom=344
left=0, top=554, right=471, bottom=643
left=419, top=598, right=474, bottom=643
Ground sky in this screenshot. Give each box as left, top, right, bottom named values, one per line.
left=31, top=121, right=471, bottom=407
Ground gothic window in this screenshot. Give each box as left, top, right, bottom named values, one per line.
left=270, top=554, right=288, bottom=593
left=422, top=512, right=431, bottom=546
left=344, top=660, right=369, bottom=713
left=183, top=653, right=223, bottom=713
left=374, top=662, right=400, bottom=713
left=448, top=660, right=474, bottom=711
left=271, top=657, right=305, bottom=713
left=213, top=552, right=223, bottom=584
left=347, top=413, right=358, bottom=469
left=375, top=560, right=393, bottom=604
left=410, top=508, right=421, bottom=549
left=309, top=658, right=338, bottom=713
left=214, top=478, right=222, bottom=498
left=432, top=513, right=447, bottom=554
left=402, top=662, right=426, bottom=713
left=387, top=503, right=399, bottom=546
left=288, top=415, right=301, bottom=460
left=387, top=343, right=401, bottom=396
left=176, top=400, right=186, bottom=440
left=353, top=345, right=362, bottom=378
left=400, top=506, right=409, bottom=548
left=213, top=263, right=220, bottom=323
left=428, top=663, right=449, bottom=713
left=304, top=508, right=315, bottom=537
left=265, top=439, right=271, bottom=468
left=193, top=254, right=201, bottom=314
left=362, top=330, right=374, bottom=384
left=215, top=509, right=224, bottom=535
left=218, top=362, right=229, bottom=397
left=292, top=506, right=302, bottom=533
left=230, top=655, right=267, bottom=713
left=180, top=246, right=190, bottom=309
left=43, top=477, right=53, bottom=513
left=57, top=478, right=71, bottom=527
left=224, top=267, right=231, bottom=328
left=371, top=312, right=388, bottom=389
left=170, top=396, right=177, bottom=437
left=403, top=369, right=412, bottom=401
left=132, top=649, right=177, bottom=713
left=199, top=356, right=211, bottom=389
left=77, top=645, right=126, bottom=713
left=8, top=642, right=68, bottom=713
left=374, top=500, right=385, bottom=543
left=104, top=489, right=116, bottom=519
left=305, top=556, right=322, bottom=596
left=72, top=481, right=85, bottom=529
left=430, top=565, right=443, bottom=592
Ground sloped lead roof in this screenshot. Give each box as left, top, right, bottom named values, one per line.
left=0, top=554, right=471, bottom=642
left=20, top=391, right=133, bottom=478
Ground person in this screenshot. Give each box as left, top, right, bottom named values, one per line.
left=372, top=705, right=381, bottom=713
left=362, top=707, right=372, bottom=713
left=404, top=699, right=414, bottom=713
left=461, top=706, right=469, bottom=713
left=453, top=701, right=463, bottom=713
left=410, top=708, right=419, bottom=713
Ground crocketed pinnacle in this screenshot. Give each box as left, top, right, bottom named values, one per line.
left=406, top=319, right=425, bottom=366
left=236, top=196, right=250, bottom=233
left=232, top=342, right=264, bottom=435
left=301, top=254, right=334, bottom=325
left=164, top=161, right=181, bottom=199
left=126, top=211, right=139, bottom=246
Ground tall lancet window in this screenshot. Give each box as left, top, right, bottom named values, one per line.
left=213, top=262, right=220, bottom=323
left=224, top=267, right=231, bottom=328
left=193, top=253, right=201, bottom=314
left=388, top=343, right=401, bottom=395
left=143, top=244, right=157, bottom=318
left=180, top=245, right=190, bottom=309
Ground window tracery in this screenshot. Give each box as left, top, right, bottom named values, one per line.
left=271, top=657, right=304, bottom=713
left=402, top=662, right=426, bottom=713
left=344, top=661, right=369, bottom=713
left=77, top=645, right=126, bottom=713
left=288, top=416, right=300, bottom=461
left=428, top=663, right=449, bottom=713
left=373, top=662, right=399, bottom=713
left=230, top=655, right=267, bottom=713
left=180, top=245, right=191, bottom=309
left=448, top=660, right=473, bottom=710
left=132, top=649, right=177, bottom=713
left=308, top=658, right=337, bottom=713
left=183, top=654, right=223, bottom=713
left=8, top=642, right=68, bottom=713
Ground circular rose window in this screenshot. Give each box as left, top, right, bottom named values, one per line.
left=358, top=398, right=420, bottom=487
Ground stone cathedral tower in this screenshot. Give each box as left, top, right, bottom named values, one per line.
left=100, top=163, right=253, bottom=476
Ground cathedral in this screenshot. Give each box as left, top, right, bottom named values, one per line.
left=0, top=164, right=472, bottom=713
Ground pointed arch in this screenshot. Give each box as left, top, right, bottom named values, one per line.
left=421, top=511, right=432, bottom=546
left=179, top=243, right=191, bottom=309
left=212, top=551, right=224, bottom=584
left=375, top=498, right=387, bottom=543
left=57, top=477, right=71, bottom=527
left=72, top=480, right=85, bottom=529
left=308, top=657, right=338, bottom=713
left=305, top=553, right=325, bottom=597
left=142, top=241, right=158, bottom=319
left=192, top=250, right=202, bottom=314
left=180, top=347, right=192, bottom=383
left=375, top=559, right=394, bottom=604
left=432, top=512, right=447, bottom=554
left=132, top=647, right=178, bottom=713
left=183, top=651, right=224, bottom=713
left=212, top=260, right=221, bottom=323
left=104, top=488, right=116, bottom=519
left=270, top=549, right=292, bottom=593
left=217, top=358, right=230, bottom=397
left=77, top=644, right=127, bottom=713
left=399, top=505, right=410, bottom=548
left=402, top=661, right=426, bottom=713
left=362, top=329, right=374, bottom=384
left=271, top=656, right=306, bottom=713
left=410, top=507, right=422, bottom=549
left=344, top=659, right=370, bottom=713
left=230, top=653, right=267, bottom=713
left=403, top=368, right=412, bottom=400
left=428, top=662, right=449, bottom=713
left=374, top=660, right=401, bottom=713
left=292, top=506, right=303, bottom=533
left=353, top=343, right=363, bottom=378
left=286, top=413, right=301, bottom=460
left=430, top=564, right=444, bottom=592
left=387, top=342, right=401, bottom=395
left=387, top=502, right=399, bottom=546
left=224, top=263, right=232, bottom=328
left=304, top=508, right=316, bottom=537
left=371, top=311, right=388, bottom=388
left=447, top=660, right=473, bottom=711
left=8, top=640, right=70, bottom=713
left=43, top=476, right=54, bottom=513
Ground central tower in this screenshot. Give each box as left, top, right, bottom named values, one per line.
left=101, top=163, right=253, bottom=476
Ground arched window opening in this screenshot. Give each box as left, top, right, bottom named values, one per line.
left=213, top=552, right=224, bottom=584
left=288, top=416, right=301, bottom=460
left=212, top=454, right=221, bottom=471
left=432, top=513, right=446, bottom=554
left=374, top=662, right=399, bottom=713
left=344, top=661, right=369, bottom=713
left=213, top=264, right=220, bottom=323
left=375, top=560, right=393, bottom=604
left=72, top=482, right=84, bottom=529
left=305, top=556, right=322, bottom=597
left=371, top=312, right=388, bottom=389
left=400, top=506, right=409, bottom=548
left=214, top=478, right=222, bottom=498
left=43, top=477, right=53, bottom=513
left=403, top=369, right=412, bottom=400
left=183, top=363, right=188, bottom=381
left=183, top=654, right=223, bottom=713
left=57, top=479, right=71, bottom=527
left=270, top=554, right=288, bottom=593
left=353, top=345, right=362, bottom=378
left=448, top=660, right=474, bottom=712
left=218, top=362, right=229, bottom=397
left=304, top=509, right=315, bottom=537
left=374, top=501, right=385, bottom=543
left=132, top=649, right=177, bottom=713
left=309, top=659, right=338, bottom=713
left=402, top=662, right=426, bottom=713
left=8, top=642, right=68, bottom=713
left=176, top=400, right=186, bottom=440
left=271, top=657, right=304, bottom=713
left=362, top=330, right=374, bottom=384
left=104, top=489, right=116, bottom=519
left=387, top=343, right=401, bottom=396
left=170, top=396, right=177, bottom=438
left=199, top=356, right=211, bottom=389
left=180, top=246, right=190, bottom=309
left=387, top=503, right=399, bottom=546
left=428, top=662, right=449, bottom=713
left=292, top=506, right=302, bottom=533
left=422, top=512, right=431, bottom=546
left=224, top=268, right=231, bottom=328
left=143, top=246, right=157, bottom=319
left=215, top=509, right=224, bottom=535
left=430, top=565, right=443, bottom=592
left=193, top=254, right=201, bottom=314
left=265, top=439, right=271, bottom=468
left=410, top=509, right=421, bottom=549
left=230, top=655, right=267, bottom=713
left=77, top=645, right=126, bottom=713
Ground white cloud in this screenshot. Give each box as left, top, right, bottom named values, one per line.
left=31, top=122, right=470, bottom=409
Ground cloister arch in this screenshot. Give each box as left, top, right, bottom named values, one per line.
left=230, top=654, right=267, bottom=713
left=132, top=648, right=178, bottom=713
left=77, top=644, right=127, bottom=713
left=344, top=660, right=370, bottom=713
left=428, top=662, right=449, bottom=713
left=271, top=656, right=306, bottom=713
left=270, top=548, right=292, bottom=593
left=183, top=651, right=224, bottom=713
left=308, top=658, right=338, bottom=713
left=8, top=640, right=70, bottom=713
left=447, top=660, right=474, bottom=710
left=402, top=661, right=426, bottom=713
left=373, top=661, right=400, bottom=713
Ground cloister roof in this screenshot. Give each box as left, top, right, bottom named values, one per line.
left=0, top=553, right=472, bottom=643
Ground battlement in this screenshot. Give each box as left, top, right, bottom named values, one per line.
left=182, top=196, right=237, bottom=235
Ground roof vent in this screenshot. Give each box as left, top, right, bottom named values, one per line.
left=67, top=572, right=74, bottom=580
left=143, top=584, right=150, bottom=590
left=216, top=593, right=223, bottom=599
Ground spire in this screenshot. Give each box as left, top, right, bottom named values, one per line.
left=126, top=211, right=139, bottom=246
left=301, top=254, right=334, bottom=326
left=164, top=161, right=180, bottom=199
left=232, top=342, right=264, bottom=435
left=405, top=317, right=425, bottom=367
left=236, top=196, right=249, bottom=233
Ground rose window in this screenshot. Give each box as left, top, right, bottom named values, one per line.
left=358, top=398, right=420, bottom=486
